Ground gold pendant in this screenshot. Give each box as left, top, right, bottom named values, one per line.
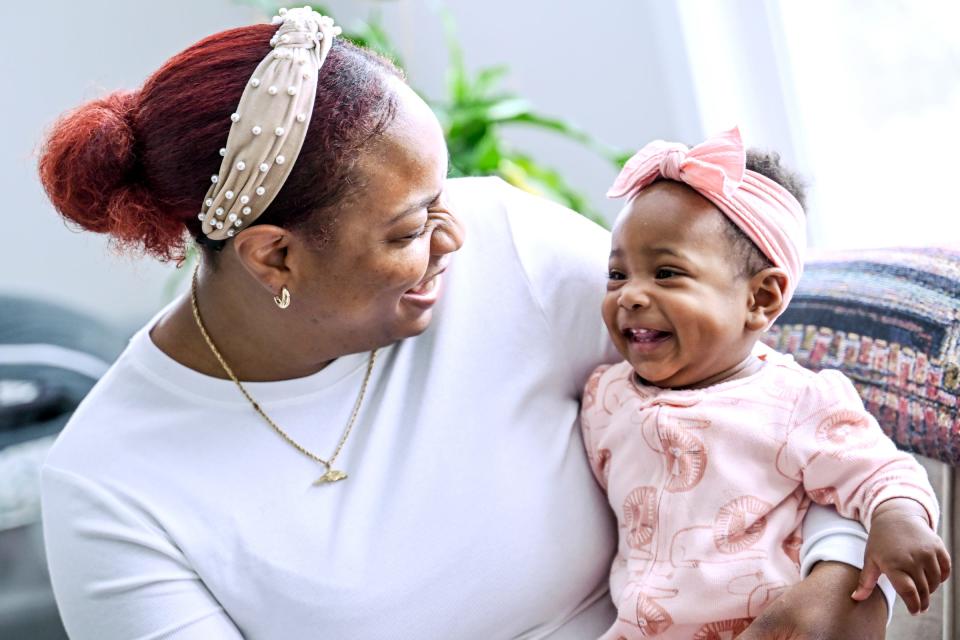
left=314, top=469, right=348, bottom=485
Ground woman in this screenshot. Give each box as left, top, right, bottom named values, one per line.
left=38, top=9, right=889, bottom=639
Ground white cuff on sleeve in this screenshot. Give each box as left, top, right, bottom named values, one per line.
left=800, top=505, right=896, bottom=625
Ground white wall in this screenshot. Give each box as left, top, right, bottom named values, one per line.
left=1, top=0, right=701, bottom=328
left=1, top=0, right=260, bottom=328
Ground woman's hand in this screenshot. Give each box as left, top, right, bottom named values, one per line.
left=738, top=561, right=887, bottom=640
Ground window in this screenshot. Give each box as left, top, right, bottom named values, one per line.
left=776, top=1, right=960, bottom=248
left=676, top=1, right=959, bottom=249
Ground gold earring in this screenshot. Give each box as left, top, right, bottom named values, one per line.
left=274, top=286, right=291, bottom=309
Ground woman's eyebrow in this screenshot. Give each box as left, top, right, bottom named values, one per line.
left=387, top=153, right=448, bottom=225
left=386, top=191, right=442, bottom=225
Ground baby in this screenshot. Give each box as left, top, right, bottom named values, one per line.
left=581, top=128, right=951, bottom=639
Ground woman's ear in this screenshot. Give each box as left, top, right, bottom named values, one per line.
left=745, top=267, right=788, bottom=331
left=230, top=224, right=292, bottom=297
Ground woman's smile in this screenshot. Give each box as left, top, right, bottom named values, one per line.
left=401, top=270, right=444, bottom=308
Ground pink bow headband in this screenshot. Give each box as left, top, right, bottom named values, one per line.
left=607, top=127, right=806, bottom=324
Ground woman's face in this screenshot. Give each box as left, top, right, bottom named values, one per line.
left=292, top=81, right=465, bottom=351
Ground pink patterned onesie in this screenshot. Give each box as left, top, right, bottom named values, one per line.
left=581, top=352, right=938, bottom=640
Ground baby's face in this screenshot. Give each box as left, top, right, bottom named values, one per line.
left=603, top=181, right=756, bottom=388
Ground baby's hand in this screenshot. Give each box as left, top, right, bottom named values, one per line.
left=851, top=497, right=951, bottom=614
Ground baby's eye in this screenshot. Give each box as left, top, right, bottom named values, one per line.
left=655, top=268, right=680, bottom=280
left=607, top=269, right=626, bottom=281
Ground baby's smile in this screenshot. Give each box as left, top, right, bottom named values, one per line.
left=620, top=326, right=674, bottom=354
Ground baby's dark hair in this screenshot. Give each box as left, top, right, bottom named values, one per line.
left=723, top=149, right=806, bottom=277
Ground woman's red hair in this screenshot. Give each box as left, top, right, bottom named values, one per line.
left=39, top=24, right=402, bottom=262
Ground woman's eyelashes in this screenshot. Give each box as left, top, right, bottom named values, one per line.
left=399, top=198, right=450, bottom=241
left=393, top=217, right=430, bottom=243
left=404, top=225, right=429, bottom=240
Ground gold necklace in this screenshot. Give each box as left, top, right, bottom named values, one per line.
left=190, top=267, right=377, bottom=485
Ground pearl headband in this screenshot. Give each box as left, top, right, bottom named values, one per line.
left=198, top=7, right=341, bottom=240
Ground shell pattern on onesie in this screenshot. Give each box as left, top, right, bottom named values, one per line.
left=580, top=354, right=938, bottom=640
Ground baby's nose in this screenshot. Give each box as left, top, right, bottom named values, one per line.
left=619, top=283, right=650, bottom=309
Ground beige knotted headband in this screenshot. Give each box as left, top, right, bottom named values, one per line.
left=198, top=7, right=341, bottom=240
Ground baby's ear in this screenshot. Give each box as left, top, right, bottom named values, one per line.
left=745, top=267, right=787, bottom=331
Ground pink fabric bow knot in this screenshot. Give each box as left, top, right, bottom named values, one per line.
left=607, top=129, right=747, bottom=201
left=607, top=127, right=807, bottom=327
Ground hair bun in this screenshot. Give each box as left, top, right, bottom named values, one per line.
left=39, top=90, right=185, bottom=259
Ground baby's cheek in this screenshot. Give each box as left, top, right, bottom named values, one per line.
left=601, top=295, right=619, bottom=331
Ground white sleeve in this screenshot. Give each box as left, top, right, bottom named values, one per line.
left=500, top=181, right=621, bottom=396
left=800, top=503, right=896, bottom=624
left=41, top=466, right=244, bottom=640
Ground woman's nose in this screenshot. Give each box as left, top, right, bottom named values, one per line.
left=429, top=206, right=465, bottom=257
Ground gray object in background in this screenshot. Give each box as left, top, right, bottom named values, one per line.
left=0, top=295, right=127, bottom=640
